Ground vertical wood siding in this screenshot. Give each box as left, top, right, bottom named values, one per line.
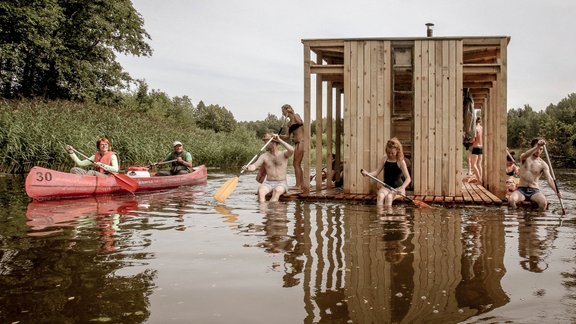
left=307, top=36, right=506, bottom=198
left=343, top=40, right=391, bottom=194
left=413, top=39, right=463, bottom=196
left=344, top=39, right=464, bottom=196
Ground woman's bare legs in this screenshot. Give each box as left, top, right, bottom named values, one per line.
left=293, top=142, right=304, bottom=188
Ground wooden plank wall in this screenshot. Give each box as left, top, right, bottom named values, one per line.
left=413, top=40, right=463, bottom=196
left=335, top=88, right=343, bottom=185
left=303, top=43, right=311, bottom=193
left=381, top=42, right=392, bottom=191
left=343, top=41, right=353, bottom=193
left=483, top=38, right=508, bottom=199
left=343, top=40, right=391, bottom=194
left=326, top=82, right=333, bottom=190
left=315, top=53, right=324, bottom=192
left=496, top=37, right=509, bottom=198
left=321, top=37, right=506, bottom=197
left=484, top=91, right=494, bottom=192
left=483, top=85, right=507, bottom=198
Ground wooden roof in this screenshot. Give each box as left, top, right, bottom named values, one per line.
left=303, top=36, right=510, bottom=109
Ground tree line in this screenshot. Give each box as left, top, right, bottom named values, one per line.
left=0, top=0, right=151, bottom=102
left=1, top=1, right=574, bottom=172
left=507, top=93, right=576, bottom=167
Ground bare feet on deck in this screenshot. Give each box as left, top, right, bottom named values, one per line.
left=465, top=176, right=482, bottom=185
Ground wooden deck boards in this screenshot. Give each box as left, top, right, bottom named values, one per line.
left=281, top=182, right=504, bottom=206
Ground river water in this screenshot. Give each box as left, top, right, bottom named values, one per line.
left=0, top=169, right=575, bottom=323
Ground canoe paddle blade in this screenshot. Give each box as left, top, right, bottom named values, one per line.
left=214, top=176, right=239, bottom=203
left=410, top=199, right=432, bottom=209
left=112, top=173, right=138, bottom=193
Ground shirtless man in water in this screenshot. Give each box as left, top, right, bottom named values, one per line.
left=243, top=133, right=294, bottom=202
left=508, top=138, right=561, bottom=211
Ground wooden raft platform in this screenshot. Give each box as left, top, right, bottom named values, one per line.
left=281, top=182, right=504, bottom=206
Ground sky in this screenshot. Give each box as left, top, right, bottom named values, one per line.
left=118, top=0, right=576, bottom=121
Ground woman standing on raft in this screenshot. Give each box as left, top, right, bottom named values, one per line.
left=280, top=104, right=304, bottom=190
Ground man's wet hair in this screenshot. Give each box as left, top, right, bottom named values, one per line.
left=530, top=138, right=540, bottom=147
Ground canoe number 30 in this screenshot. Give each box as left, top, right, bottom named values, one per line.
left=36, top=171, right=53, bottom=182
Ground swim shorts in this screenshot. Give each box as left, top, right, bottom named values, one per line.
left=472, top=147, right=483, bottom=155
left=260, top=179, right=288, bottom=192
left=516, top=186, right=540, bottom=200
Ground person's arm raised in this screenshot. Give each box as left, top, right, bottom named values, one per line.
left=275, top=135, right=294, bottom=158
left=520, top=140, right=544, bottom=163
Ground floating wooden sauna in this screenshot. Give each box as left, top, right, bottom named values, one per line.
left=301, top=34, right=510, bottom=199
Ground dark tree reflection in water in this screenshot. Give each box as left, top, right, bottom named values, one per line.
left=0, top=169, right=575, bottom=323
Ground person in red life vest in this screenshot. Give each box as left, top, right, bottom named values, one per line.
left=65, top=138, right=119, bottom=177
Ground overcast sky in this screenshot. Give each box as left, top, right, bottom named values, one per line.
left=118, top=0, right=576, bottom=121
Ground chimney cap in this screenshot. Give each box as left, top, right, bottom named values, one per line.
left=425, top=23, right=434, bottom=37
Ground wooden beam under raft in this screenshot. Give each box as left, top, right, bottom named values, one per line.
left=280, top=182, right=504, bottom=206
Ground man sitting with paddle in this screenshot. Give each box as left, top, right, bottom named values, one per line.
left=151, top=141, right=193, bottom=176
left=361, top=137, right=412, bottom=207
left=242, top=133, right=294, bottom=202
left=508, top=138, right=561, bottom=211
left=65, top=137, right=119, bottom=177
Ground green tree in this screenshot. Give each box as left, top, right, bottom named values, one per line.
left=507, top=94, right=576, bottom=166
left=193, top=101, right=237, bottom=133
left=540, top=93, right=576, bottom=157
left=0, top=0, right=152, bottom=101
left=507, top=104, right=542, bottom=148
left=239, top=113, right=285, bottom=139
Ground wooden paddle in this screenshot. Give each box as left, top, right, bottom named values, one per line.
left=214, top=118, right=288, bottom=203
left=543, top=145, right=566, bottom=215
left=506, top=148, right=518, bottom=165
left=361, top=169, right=432, bottom=208
left=148, top=159, right=177, bottom=168
left=213, top=136, right=276, bottom=203
left=71, top=147, right=138, bottom=193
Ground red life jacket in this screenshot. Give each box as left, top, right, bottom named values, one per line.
left=94, top=151, right=117, bottom=174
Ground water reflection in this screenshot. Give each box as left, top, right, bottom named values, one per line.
left=517, top=214, right=558, bottom=273
left=241, top=203, right=512, bottom=323
left=456, top=210, right=508, bottom=317
left=1, top=170, right=576, bottom=323
left=258, top=202, right=291, bottom=254
left=377, top=206, right=410, bottom=264
left=26, top=195, right=139, bottom=251
left=7, top=189, right=203, bottom=323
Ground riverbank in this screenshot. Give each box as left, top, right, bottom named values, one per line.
left=0, top=100, right=262, bottom=173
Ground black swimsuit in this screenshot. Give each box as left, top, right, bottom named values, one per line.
left=289, top=123, right=303, bottom=134
left=384, top=161, right=403, bottom=188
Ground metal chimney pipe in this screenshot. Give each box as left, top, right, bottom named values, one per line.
left=426, top=23, right=434, bottom=37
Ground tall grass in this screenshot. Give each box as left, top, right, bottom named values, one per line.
left=0, top=100, right=262, bottom=173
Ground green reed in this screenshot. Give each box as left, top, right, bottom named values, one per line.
left=0, top=100, right=261, bottom=173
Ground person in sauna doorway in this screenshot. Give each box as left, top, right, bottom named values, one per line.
left=361, top=137, right=412, bottom=207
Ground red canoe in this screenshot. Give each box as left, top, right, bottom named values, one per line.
left=25, top=165, right=208, bottom=200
